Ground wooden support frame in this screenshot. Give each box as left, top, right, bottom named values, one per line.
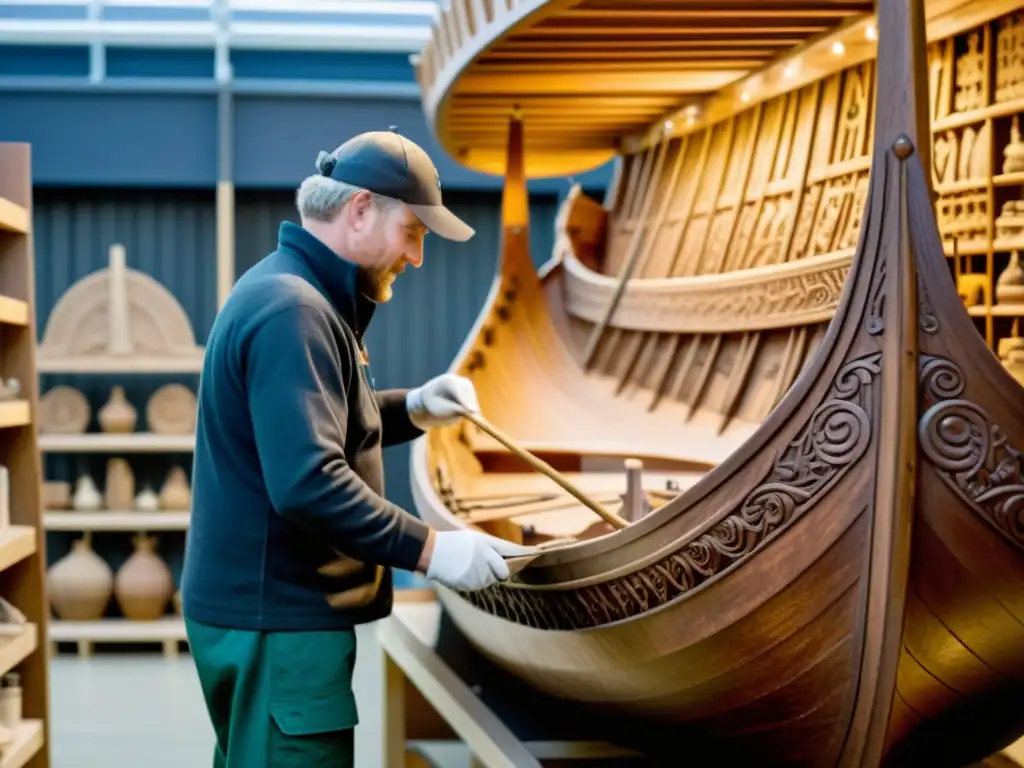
left=376, top=593, right=644, bottom=768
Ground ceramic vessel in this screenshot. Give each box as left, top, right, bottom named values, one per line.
left=134, top=486, right=160, bottom=512
left=145, top=384, right=197, bottom=435
left=47, top=539, right=114, bottom=620
left=72, top=475, right=102, bottom=511
left=114, top=535, right=173, bottom=620
left=98, top=386, right=137, bottom=433
left=38, top=386, right=90, bottom=434
left=996, top=250, right=1024, bottom=304
left=104, top=458, right=134, bottom=510
left=159, top=467, right=191, bottom=510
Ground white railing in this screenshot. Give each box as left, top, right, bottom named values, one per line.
left=0, top=0, right=440, bottom=51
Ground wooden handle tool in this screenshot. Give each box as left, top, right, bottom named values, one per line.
left=451, top=405, right=629, bottom=530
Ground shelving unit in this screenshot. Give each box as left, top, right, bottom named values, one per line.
left=0, top=142, right=52, bottom=768
left=37, top=243, right=201, bottom=658
left=927, top=18, right=1024, bottom=366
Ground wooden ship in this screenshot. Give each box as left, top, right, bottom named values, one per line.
left=408, top=0, right=1024, bottom=765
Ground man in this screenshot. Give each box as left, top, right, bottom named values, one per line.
left=180, top=128, right=534, bottom=766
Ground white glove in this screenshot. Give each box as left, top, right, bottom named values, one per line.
left=425, top=530, right=538, bottom=591
left=406, top=373, right=480, bottom=429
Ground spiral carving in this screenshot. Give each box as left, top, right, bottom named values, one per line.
left=920, top=356, right=965, bottom=402
left=918, top=355, right=1024, bottom=550
left=919, top=400, right=988, bottom=476
left=459, top=352, right=881, bottom=629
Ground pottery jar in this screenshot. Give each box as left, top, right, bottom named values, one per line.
left=47, top=539, right=114, bottom=620
left=98, top=386, right=138, bottom=433
left=114, top=535, right=173, bottom=620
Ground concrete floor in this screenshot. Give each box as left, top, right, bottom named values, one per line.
left=48, top=623, right=390, bottom=768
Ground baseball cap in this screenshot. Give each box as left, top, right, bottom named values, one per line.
left=315, top=127, right=475, bottom=242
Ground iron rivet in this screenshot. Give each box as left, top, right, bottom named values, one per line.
left=892, top=134, right=914, bottom=159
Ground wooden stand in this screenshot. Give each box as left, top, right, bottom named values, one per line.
left=0, top=142, right=51, bottom=767
left=376, top=592, right=645, bottom=768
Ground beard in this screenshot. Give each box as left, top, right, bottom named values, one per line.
left=361, top=265, right=398, bottom=303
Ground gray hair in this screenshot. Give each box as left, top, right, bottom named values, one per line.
left=295, top=150, right=400, bottom=222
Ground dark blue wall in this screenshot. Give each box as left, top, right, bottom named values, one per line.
left=0, top=44, right=615, bottom=191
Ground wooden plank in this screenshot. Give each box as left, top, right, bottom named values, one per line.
left=0, top=624, right=36, bottom=680
left=0, top=199, right=27, bottom=236
left=0, top=299, right=28, bottom=328
left=0, top=403, right=29, bottom=431
left=36, top=354, right=203, bottom=374
left=0, top=527, right=36, bottom=574
left=44, top=511, right=190, bottom=531
left=49, top=618, right=185, bottom=643
left=0, top=721, right=44, bottom=768
left=39, top=433, right=194, bottom=453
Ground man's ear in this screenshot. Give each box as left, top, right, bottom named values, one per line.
left=347, top=190, right=374, bottom=231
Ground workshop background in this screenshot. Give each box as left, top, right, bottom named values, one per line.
left=0, top=0, right=611, bottom=588
left=0, top=2, right=612, bottom=764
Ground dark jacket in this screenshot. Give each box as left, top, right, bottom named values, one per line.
left=181, top=221, right=431, bottom=631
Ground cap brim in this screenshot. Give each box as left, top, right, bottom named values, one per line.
left=408, top=204, right=475, bottom=242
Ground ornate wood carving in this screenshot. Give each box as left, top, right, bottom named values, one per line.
left=460, top=351, right=881, bottom=630
left=561, top=249, right=850, bottom=334
left=37, top=243, right=204, bottom=367
left=919, top=355, right=1024, bottom=548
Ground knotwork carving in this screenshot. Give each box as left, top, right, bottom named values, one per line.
left=919, top=356, right=1024, bottom=548
left=563, top=252, right=850, bottom=335
left=459, top=353, right=881, bottom=630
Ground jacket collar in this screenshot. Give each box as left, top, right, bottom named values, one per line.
left=276, top=221, right=377, bottom=344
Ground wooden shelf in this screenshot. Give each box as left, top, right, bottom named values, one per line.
left=50, top=617, right=185, bottom=644
left=0, top=721, right=43, bottom=768
left=44, top=511, right=190, bottom=531
left=0, top=403, right=30, bottom=431
left=1, top=140, right=51, bottom=765
left=39, top=433, right=194, bottom=453
left=0, top=626, right=36, bottom=681
left=969, top=304, right=1024, bottom=317
left=0, top=299, right=28, bottom=328
left=0, top=527, right=35, bottom=574
left=36, top=354, right=203, bottom=374
left=0, top=198, right=28, bottom=236
left=932, top=94, right=1024, bottom=132
left=992, top=172, right=1024, bottom=188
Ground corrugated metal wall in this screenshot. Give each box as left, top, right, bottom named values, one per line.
left=32, top=186, right=560, bottom=581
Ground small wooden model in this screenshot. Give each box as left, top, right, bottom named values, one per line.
left=407, top=0, right=1024, bottom=764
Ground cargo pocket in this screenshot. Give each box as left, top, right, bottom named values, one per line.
left=266, top=629, right=359, bottom=765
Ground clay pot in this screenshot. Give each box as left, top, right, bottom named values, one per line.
left=134, top=486, right=160, bottom=512
left=72, top=475, right=102, bottom=511
left=104, top=458, right=134, bottom=511
left=996, top=250, right=1024, bottom=304
left=98, top=386, right=137, bottom=433
left=47, top=539, right=114, bottom=620
left=114, top=535, right=173, bottom=620
left=159, top=467, right=191, bottom=510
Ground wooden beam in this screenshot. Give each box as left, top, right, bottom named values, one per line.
left=455, top=69, right=747, bottom=94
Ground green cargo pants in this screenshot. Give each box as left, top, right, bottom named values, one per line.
left=185, top=617, right=358, bottom=767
